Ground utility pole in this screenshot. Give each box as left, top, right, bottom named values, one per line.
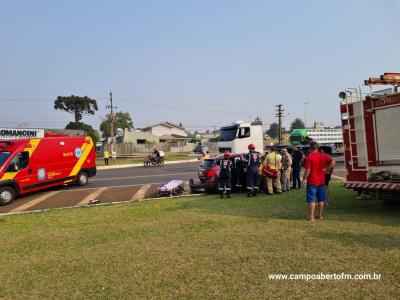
left=106, top=92, right=117, bottom=151
left=275, top=104, right=284, bottom=145
left=303, top=101, right=309, bottom=128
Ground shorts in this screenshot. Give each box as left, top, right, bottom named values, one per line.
left=306, top=184, right=327, bottom=203
left=325, top=174, right=331, bottom=186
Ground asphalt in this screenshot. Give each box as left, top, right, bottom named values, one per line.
left=0, top=160, right=346, bottom=215
left=84, top=161, right=199, bottom=189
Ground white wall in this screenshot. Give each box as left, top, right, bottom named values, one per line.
left=151, top=125, right=188, bottom=137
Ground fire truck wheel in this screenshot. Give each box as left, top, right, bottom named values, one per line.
left=378, top=191, right=400, bottom=205
left=77, top=172, right=89, bottom=186
left=0, top=186, right=16, bottom=206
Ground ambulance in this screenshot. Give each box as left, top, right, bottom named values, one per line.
left=0, top=135, right=96, bottom=205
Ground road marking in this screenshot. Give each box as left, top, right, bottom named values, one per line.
left=91, top=172, right=195, bottom=182
left=130, top=184, right=152, bottom=201
left=10, top=191, right=59, bottom=213
left=332, top=175, right=345, bottom=180
left=77, top=188, right=106, bottom=206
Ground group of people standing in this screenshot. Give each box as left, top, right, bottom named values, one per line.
left=103, top=149, right=117, bottom=165
left=260, top=144, right=306, bottom=195
left=217, top=142, right=336, bottom=222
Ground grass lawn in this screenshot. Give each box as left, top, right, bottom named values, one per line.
left=0, top=182, right=399, bottom=299
left=96, top=155, right=195, bottom=166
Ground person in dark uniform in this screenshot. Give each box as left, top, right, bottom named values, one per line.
left=232, top=156, right=245, bottom=191
left=245, top=144, right=261, bottom=197
left=218, top=151, right=232, bottom=199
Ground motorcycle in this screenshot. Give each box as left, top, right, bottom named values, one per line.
left=144, top=155, right=165, bottom=167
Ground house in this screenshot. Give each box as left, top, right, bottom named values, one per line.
left=123, top=129, right=159, bottom=145
left=144, top=122, right=188, bottom=138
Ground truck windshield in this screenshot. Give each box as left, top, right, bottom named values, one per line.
left=0, top=152, right=11, bottom=168
left=219, top=126, right=237, bottom=142
left=290, top=135, right=303, bottom=142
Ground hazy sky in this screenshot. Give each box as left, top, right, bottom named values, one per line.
left=1, top=0, right=400, bottom=132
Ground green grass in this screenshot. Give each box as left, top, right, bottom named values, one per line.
left=0, top=182, right=399, bottom=299
left=96, top=155, right=195, bottom=166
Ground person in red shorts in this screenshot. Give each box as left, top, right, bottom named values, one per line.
left=301, top=142, right=336, bottom=222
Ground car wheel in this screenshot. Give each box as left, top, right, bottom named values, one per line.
left=77, top=172, right=89, bottom=186
left=0, top=186, right=16, bottom=206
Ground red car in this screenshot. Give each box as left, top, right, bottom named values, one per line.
left=190, top=154, right=247, bottom=193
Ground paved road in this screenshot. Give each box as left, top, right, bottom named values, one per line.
left=86, top=162, right=199, bottom=189
left=0, top=161, right=345, bottom=215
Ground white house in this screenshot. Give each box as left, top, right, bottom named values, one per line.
left=145, top=122, right=188, bottom=138
left=123, top=129, right=159, bottom=144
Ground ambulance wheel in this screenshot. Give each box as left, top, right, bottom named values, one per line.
left=0, top=186, right=15, bottom=206
left=77, top=172, right=89, bottom=186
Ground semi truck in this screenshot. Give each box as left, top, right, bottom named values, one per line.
left=339, top=73, right=400, bottom=202
left=217, top=120, right=263, bottom=154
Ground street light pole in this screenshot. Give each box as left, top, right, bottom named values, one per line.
left=303, top=101, right=309, bottom=128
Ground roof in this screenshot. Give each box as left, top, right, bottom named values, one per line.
left=159, top=134, right=189, bottom=140
left=147, top=122, right=187, bottom=131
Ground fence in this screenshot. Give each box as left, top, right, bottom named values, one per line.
left=99, top=141, right=219, bottom=155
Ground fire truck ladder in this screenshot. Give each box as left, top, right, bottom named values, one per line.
left=344, top=88, right=368, bottom=173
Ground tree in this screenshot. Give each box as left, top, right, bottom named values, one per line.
left=100, top=111, right=134, bottom=138
left=290, top=118, right=305, bottom=131
left=54, top=95, right=98, bottom=123
left=266, top=122, right=280, bottom=139
left=65, top=122, right=100, bottom=144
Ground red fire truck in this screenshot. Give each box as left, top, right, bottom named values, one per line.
left=339, top=73, right=400, bottom=202
left=0, top=135, right=96, bottom=205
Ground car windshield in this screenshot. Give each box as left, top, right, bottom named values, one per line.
left=219, top=126, right=237, bottom=142
left=200, top=159, right=214, bottom=168
left=0, top=152, right=11, bottom=168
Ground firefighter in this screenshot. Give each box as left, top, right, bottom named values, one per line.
left=245, top=144, right=261, bottom=197
left=218, top=151, right=232, bottom=199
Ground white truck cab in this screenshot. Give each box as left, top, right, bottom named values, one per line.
left=217, top=120, right=263, bottom=154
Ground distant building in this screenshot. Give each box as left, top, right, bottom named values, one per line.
left=123, top=129, right=159, bottom=145
left=313, top=122, right=325, bottom=129
left=307, top=128, right=343, bottom=144
left=144, top=122, right=188, bottom=138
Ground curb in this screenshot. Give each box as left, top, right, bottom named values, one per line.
left=97, top=159, right=198, bottom=170
left=0, top=193, right=205, bottom=217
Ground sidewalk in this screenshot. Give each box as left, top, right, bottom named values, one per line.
left=97, top=159, right=198, bottom=170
